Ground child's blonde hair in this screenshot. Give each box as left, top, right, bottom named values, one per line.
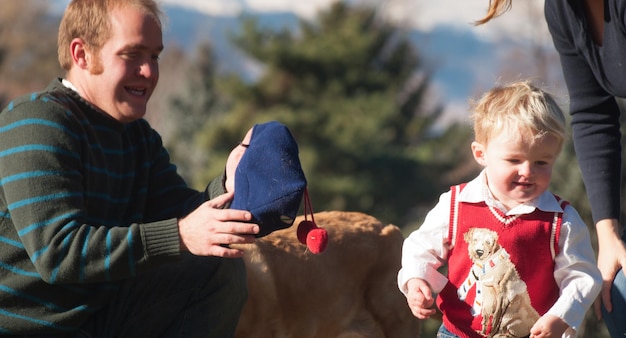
left=470, top=81, right=566, bottom=148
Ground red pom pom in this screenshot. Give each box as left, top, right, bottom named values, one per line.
left=306, top=227, right=328, bottom=254
left=297, top=220, right=316, bottom=244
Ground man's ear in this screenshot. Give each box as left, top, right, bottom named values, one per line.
left=69, top=38, right=89, bottom=70
left=471, top=141, right=487, bottom=166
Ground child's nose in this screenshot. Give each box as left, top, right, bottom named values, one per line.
left=519, top=161, right=532, bottom=177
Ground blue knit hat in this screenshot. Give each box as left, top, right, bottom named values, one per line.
left=231, top=121, right=307, bottom=237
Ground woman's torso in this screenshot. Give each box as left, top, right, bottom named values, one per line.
left=548, top=0, right=626, bottom=97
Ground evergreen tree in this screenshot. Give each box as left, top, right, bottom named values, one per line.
left=166, top=43, right=226, bottom=181
left=190, top=2, right=474, bottom=227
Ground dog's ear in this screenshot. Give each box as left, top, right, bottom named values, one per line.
left=489, top=229, right=499, bottom=242
left=463, top=228, right=475, bottom=243
left=492, top=238, right=501, bottom=251
left=486, top=230, right=500, bottom=250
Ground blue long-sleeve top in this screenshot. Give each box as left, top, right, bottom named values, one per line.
left=0, top=79, right=224, bottom=334
left=545, top=0, right=626, bottom=224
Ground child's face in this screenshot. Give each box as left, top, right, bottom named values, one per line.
left=471, top=132, right=561, bottom=210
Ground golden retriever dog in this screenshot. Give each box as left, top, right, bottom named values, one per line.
left=232, top=211, right=421, bottom=338
left=463, top=228, right=539, bottom=338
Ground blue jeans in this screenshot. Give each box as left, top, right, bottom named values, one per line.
left=437, top=324, right=530, bottom=338
left=437, top=325, right=460, bottom=338
left=602, top=267, right=626, bottom=337
left=76, top=253, right=248, bottom=338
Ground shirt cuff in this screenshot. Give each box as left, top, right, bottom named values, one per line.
left=398, top=264, right=448, bottom=295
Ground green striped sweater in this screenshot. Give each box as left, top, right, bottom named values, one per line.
left=0, top=78, right=223, bottom=334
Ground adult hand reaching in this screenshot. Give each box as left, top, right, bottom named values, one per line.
left=594, top=218, right=626, bottom=318
left=178, top=192, right=259, bottom=258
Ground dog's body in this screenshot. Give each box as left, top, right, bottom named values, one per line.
left=463, top=228, right=539, bottom=338
left=233, top=211, right=421, bottom=338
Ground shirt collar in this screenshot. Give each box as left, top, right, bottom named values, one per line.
left=61, top=78, right=79, bottom=93
left=458, top=170, right=565, bottom=215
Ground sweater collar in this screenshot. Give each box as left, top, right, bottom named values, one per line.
left=52, top=78, right=127, bottom=132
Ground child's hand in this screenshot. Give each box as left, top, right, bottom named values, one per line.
left=529, top=314, right=569, bottom=338
left=406, top=278, right=436, bottom=319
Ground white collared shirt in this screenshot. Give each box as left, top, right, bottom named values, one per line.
left=398, top=171, right=601, bottom=335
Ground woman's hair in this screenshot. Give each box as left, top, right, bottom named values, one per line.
left=470, top=80, right=566, bottom=148
left=475, top=0, right=512, bottom=25
left=57, top=0, right=164, bottom=71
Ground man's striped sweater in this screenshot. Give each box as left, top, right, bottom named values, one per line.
left=0, top=78, right=222, bottom=334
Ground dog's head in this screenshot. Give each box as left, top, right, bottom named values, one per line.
left=463, top=228, right=500, bottom=264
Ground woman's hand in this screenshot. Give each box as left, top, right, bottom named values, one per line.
left=594, top=218, right=626, bottom=319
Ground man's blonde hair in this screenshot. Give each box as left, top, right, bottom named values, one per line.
left=470, top=81, right=566, bottom=148
left=58, top=0, right=164, bottom=71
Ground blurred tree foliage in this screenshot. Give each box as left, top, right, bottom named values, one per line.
left=549, top=116, right=589, bottom=221
left=0, top=0, right=62, bottom=98
left=170, top=2, right=477, bottom=227
left=166, top=43, right=224, bottom=181
left=0, top=2, right=611, bottom=336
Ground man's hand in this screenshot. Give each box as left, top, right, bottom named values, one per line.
left=178, top=192, right=259, bottom=258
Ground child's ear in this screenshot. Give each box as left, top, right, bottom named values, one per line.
left=471, top=141, right=487, bottom=166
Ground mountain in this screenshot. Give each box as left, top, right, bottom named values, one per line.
left=49, top=2, right=555, bottom=122
left=48, top=0, right=564, bottom=123
left=162, top=5, right=303, bottom=81
left=160, top=4, right=518, bottom=121
left=409, top=27, right=503, bottom=100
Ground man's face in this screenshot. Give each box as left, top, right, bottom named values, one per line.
left=81, top=6, right=163, bottom=123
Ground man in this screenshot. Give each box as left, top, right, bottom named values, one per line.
left=0, top=0, right=258, bottom=336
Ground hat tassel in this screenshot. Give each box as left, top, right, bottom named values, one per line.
left=296, top=188, right=328, bottom=254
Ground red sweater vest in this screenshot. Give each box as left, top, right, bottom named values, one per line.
left=438, top=184, right=564, bottom=337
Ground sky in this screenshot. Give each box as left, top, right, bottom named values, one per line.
left=49, top=0, right=553, bottom=125
left=50, top=0, right=547, bottom=42
left=152, top=0, right=553, bottom=126
left=159, top=0, right=547, bottom=42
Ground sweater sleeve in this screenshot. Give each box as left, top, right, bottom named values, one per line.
left=0, top=99, right=137, bottom=283
left=138, top=128, right=225, bottom=260
left=207, top=170, right=227, bottom=200
left=0, top=93, right=205, bottom=284
left=545, top=0, right=622, bottom=223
